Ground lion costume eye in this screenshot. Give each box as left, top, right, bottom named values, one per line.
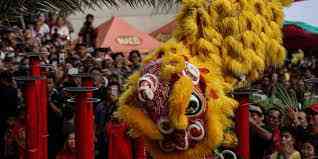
left=185, top=93, right=203, bottom=117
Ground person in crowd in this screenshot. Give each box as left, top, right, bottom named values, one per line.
left=250, top=107, right=283, bottom=158
left=56, top=132, right=76, bottom=159
left=102, top=55, right=114, bottom=70
left=111, top=52, right=132, bottom=84
left=288, top=108, right=308, bottom=130
left=23, top=29, right=40, bottom=51
left=0, top=71, right=18, bottom=158
left=3, top=109, right=25, bottom=159
left=61, top=106, right=75, bottom=138
left=51, top=16, right=70, bottom=40
left=90, top=67, right=107, bottom=102
left=128, top=50, right=142, bottom=73
left=250, top=104, right=265, bottom=126
left=95, top=81, right=120, bottom=133
left=270, top=129, right=301, bottom=159
left=3, top=116, right=18, bottom=159
left=305, top=104, right=318, bottom=147
left=76, top=43, right=91, bottom=64
left=249, top=104, right=269, bottom=159
left=95, top=81, right=120, bottom=159
left=48, top=13, right=58, bottom=28
left=78, top=14, right=96, bottom=48
left=34, top=14, right=50, bottom=37
left=94, top=47, right=111, bottom=66
left=300, top=141, right=316, bottom=159
left=47, top=73, right=64, bottom=159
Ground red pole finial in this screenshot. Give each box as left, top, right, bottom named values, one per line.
left=30, top=56, right=41, bottom=77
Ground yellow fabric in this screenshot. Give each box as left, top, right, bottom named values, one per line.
left=117, top=0, right=290, bottom=158
left=270, top=151, right=301, bottom=159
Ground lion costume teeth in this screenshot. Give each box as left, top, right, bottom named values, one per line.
left=117, top=0, right=292, bottom=158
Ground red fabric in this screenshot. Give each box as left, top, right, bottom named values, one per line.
left=15, top=120, right=25, bottom=159
left=308, top=103, right=318, bottom=113
left=283, top=25, right=318, bottom=50
left=56, top=151, right=76, bottom=159
left=272, top=128, right=282, bottom=152
left=106, top=121, right=133, bottom=159
left=4, top=119, right=25, bottom=159
left=134, top=137, right=146, bottom=159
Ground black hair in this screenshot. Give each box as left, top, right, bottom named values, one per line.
left=280, top=127, right=293, bottom=134
left=266, top=107, right=282, bottom=118
left=249, top=104, right=264, bottom=117
left=89, top=67, right=102, bottom=74
left=62, top=125, right=75, bottom=144
left=111, top=52, right=125, bottom=61
left=47, top=72, right=56, bottom=83
left=106, top=81, right=121, bottom=93
left=75, top=43, right=87, bottom=50
left=63, top=106, right=74, bottom=121
left=86, top=14, right=94, bottom=20
left=128, top=50, right=141, bottom=62
left=0, top=70, right=13, bottom=81
left=96, top=47, right=111, bottom=53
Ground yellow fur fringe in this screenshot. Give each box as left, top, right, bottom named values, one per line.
left=117, top=0, right=289, bottom=158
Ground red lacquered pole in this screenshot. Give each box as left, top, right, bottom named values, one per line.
left=74, top=76, right=94, bottom=159
left=28, top=56, right=41, bottom=159
left=235, top=95, right=249, bottom=159
left=39, top=66, right=48, bottom=159
left=24, top=80, right=39, bottom=159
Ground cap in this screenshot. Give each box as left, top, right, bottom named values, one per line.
left=249, top=104, right=263, bottom=115
left=307, top=103, right=318, bottom=114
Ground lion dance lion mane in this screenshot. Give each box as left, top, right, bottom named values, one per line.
left=117, top=0, right=293, bottom=158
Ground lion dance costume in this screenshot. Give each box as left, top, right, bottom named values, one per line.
left=117, top=0, right=293, bottom=158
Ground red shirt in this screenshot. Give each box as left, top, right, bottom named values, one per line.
left=56, top=150, right=76, bottom=159
left=106, top=121, right=133, bottom=159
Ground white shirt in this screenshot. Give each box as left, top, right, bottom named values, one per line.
left=37, top=23, right=50, bottom=36
left=51, top=25, right=70, bottom=38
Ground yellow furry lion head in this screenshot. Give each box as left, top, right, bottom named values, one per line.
left=117, top=0, right=292, bottom=158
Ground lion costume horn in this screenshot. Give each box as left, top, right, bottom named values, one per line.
left=117, top=0, right=293, bottom=159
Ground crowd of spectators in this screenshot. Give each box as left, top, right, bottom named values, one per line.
left=0, top=13, right=144, bottom=159
left=250, top=54, right=318, bottom=159
left=0, top=12, right=317, bottom=159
